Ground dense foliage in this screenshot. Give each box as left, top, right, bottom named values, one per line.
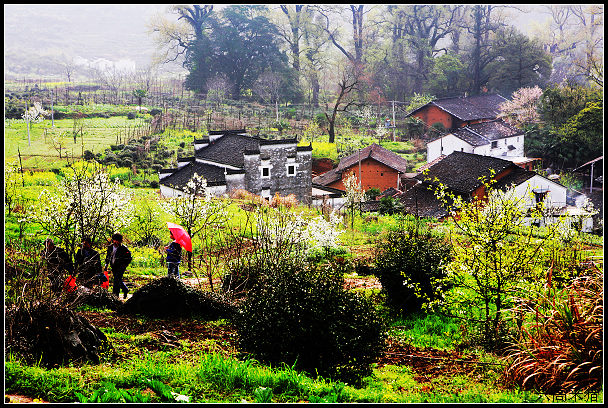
left=373, top=218, right=452, bottom=316
left=235, top=258, right=386, bottom=384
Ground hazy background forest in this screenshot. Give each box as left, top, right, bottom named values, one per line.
left=5, top=4, right=603, bottom=95
left=4, top=4, right=604, bottom=170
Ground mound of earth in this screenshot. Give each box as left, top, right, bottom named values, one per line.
left=118, top=276, right=236, bottom=319
left=5, top=302, right=113, bottom=368
left=68, top=286, right=123, bottom=310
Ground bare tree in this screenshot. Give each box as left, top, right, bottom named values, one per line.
left=252, top=69, right=283, bottom=121
left=206, top=73, right=233, bottom=108
left=61, top=55, right=77, bottom=83
left=314, top=5, right=370, bottom=67
left=324, top=64, right=361, bottom=143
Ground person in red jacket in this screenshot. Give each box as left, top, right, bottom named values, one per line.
left=104, top=233, right=132, bottom=299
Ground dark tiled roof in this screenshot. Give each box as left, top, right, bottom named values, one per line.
left=415, top=151, right=519, bottom=195
left=451, top=128, right=489, bottom=147
left=161, top=160, right=240, bottom=189
left=312, top=168, right=342, bottom=186
left=409, top=94, right=508, bottom=121
left=467, top=119, right=522, bottom=140
left=379, top=187, right=401, bottom=198
left=195, top=133, right=262, bottom=168
left=494, top=166, right=536, bottom=190
left=336, top=144, right=408, bottom=173
left=397, top=184, right=449, bottom=219
left=432, top=119, right=523, bottom=147
left=361, top=200, right=381, bottom=212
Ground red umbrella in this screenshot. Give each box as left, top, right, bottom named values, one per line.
left=167, top=222, right=193, bottom=252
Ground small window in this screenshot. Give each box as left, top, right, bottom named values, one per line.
left=380, top=172, right=384, bottom=176
left=460, top=148, right=464, bottom=152
left=491, top=141, right=498, bottom=148
left=534, top=191, right=548, bottom=204
left=287, top=164, right=296, bottom=176
left=261, top=167, right=270, bottom=178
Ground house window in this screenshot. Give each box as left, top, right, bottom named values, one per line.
left=491, top=141, right=498, bottom=148
left=287, top=164, right=296, bottom=176
left=533, top=189, right=549, bottom=205
left=261, top=167, right=270, bottom=178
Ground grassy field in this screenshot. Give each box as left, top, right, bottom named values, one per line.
left=5, top=116, right=149, bottom=170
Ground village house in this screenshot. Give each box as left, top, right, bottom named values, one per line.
left=159, top=129, right=313, bottom=204
left=425, top=119, right=526, bottom=163
left=407, top=93, right=540, bottom=170
left=312, top=143, right=409, bottom=192
left=398, top=152, right=593, bottom=231
left=407, top=93, right=509, bottom=130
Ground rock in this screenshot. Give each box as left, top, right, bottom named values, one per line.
left=117, top=276, right=236, bottom=319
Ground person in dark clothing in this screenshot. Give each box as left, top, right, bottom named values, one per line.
left=42, top=238, right=74, bottom=292
left=74, top=236, right=103, bottom=288
left=165, top=231, right=182, bottom=279
left=104, top=233, right=132, bottom=299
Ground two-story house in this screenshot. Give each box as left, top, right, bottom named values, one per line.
left=407, top=93, right=539, bottom=169
left=159, top=129, right=313, bottom=204
left=425, top=119, right=525, bottom=162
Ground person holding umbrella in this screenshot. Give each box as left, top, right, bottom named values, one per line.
left=166, top=222, right=192, bottom=279
left=165, top=231, right=182, bottom=278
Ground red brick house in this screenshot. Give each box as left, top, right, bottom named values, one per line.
left=312, top=144, right=408, bottom=192
left=407, top=94, right=508, bottom=130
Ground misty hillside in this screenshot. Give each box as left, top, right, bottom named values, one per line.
left=4, top=4, right=174, bottom=78
left=5, top=4, right=548, bottom=81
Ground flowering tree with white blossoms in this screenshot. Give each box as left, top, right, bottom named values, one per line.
left=32, top=164, right=135, bottom=258
left=254, top=206, right=344, bottom=257
left=22, top=101, right=48, bottom=146
left=344, top=172, right=365, bottom=230
left=159, top=173, right=230, bottom=287
left=498, top=86, right=543, bottom=127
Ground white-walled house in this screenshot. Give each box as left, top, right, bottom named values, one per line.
left=426, top=119, right=525, bottom=163
left=159, top=129, right=313, bottom=204
left=399, top=152, right=594, bottom=231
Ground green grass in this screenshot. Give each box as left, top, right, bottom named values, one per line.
left=5, top=347, right=552, bottom=403
left=5, top=116, right=150, bottom=169
left=6, top=346, right=555, bottom=403
left=389, top=313, right=464, bottom=350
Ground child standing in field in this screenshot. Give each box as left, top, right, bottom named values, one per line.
left=166, top=231, right=182, bottom=279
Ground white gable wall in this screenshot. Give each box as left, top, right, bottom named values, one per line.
left=428, top=133, right=525, bottom=163
left=512, top=174, right=568, bottom=209
left=427, top=135, right=474, bottom=162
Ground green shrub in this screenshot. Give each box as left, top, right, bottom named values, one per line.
left=365, top=188, right=381, bottom=201
left=373, top=218, right=452, bottom=316
left=235, top=259, right=386, bottom=384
